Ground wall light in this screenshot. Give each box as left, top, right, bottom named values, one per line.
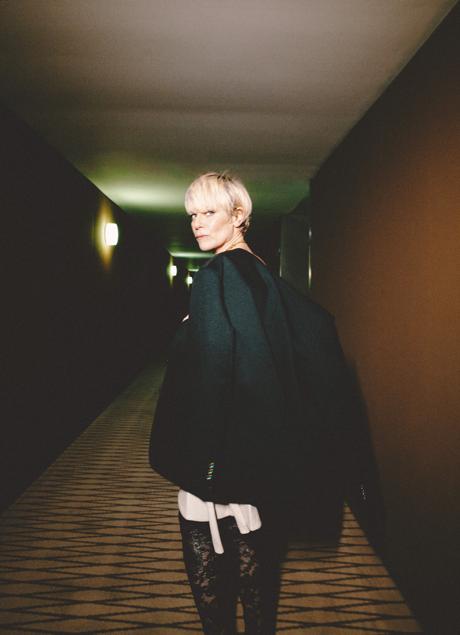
left=95, top=199, right=117, bottom=271
left=167, top=259, right=178, bottom=286
left=104, top=222, right=119, bottom=246
left=186, top=274, right=193, bottom=287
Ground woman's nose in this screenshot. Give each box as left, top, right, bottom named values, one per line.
left=192, top=215, right=202, bottom=231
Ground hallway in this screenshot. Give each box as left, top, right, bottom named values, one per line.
left=0, top=364, right=421, bottom=634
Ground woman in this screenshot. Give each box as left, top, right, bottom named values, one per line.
left=150, top=172, right=351, bottom=634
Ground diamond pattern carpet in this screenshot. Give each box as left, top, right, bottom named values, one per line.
left=0, top=363, right=421, bottom=633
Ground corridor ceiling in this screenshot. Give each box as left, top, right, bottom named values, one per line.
left=0, top=0, right=456, bottom=248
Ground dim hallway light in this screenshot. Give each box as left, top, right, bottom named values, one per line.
left=167, top=258, right=177, bottom=286
left=104, top=222, right=119, bottom=246
left=95, top=200, right=118, bottom=270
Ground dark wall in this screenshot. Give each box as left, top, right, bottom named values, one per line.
left=2, top=106, right=171, bottom=510
left=280, top=198, right=311, bottom=295
left=247, top=215, right=282, bottom=274
left=310, top=6, right=459, bottom=633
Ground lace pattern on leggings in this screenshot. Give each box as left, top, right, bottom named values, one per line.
left=179, top=513, right=264, bottom=634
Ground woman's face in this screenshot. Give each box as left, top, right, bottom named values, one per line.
left=188, top=207, right=239, bottom=253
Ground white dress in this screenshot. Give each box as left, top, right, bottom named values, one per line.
left=178, top=489, right=262, bottom=554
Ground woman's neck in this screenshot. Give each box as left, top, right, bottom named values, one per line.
left=215, top=236, right=266, bottom=266
left=215, top=234, right=249, bottom=254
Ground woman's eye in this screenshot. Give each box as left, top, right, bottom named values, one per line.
left=205, top=210, right=214, bottom=216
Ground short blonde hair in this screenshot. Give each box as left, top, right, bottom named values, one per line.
left=184, top=172, right=252, bottom=234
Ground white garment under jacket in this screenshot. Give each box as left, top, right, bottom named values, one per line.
left=178, top=489, right=262, bottom=554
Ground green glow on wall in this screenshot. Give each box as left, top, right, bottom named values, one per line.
left=87, top=158, right=310, bottom=216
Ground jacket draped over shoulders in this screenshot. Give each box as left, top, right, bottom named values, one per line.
left=149, top=249, right=352, bottom=507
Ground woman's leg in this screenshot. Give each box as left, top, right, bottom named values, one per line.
left=179, top=512, right=282, bottom=635
left=224, top=520, right=265, bottom=634
left=179, top=513, right=230, bottom=634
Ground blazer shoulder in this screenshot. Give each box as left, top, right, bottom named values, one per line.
left=193, top=254, right=223, bottom=285
left=197, top=250, right=257, bottom=282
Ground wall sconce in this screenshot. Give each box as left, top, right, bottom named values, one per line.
left=167, top=258, right=177, bottom=286
left=95, top=199, right=119, bottom=271
left=186, top=274, right=193, bottom=287
left=104, top=222, right=119, bottom=246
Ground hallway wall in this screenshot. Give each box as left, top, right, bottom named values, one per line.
left=310, top=6, right=459, bottom=632
left=280, top=197, right=311, bottom=296
left=2, top=106, right=170, bottom=511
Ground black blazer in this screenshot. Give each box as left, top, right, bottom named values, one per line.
left=149, top=249, right=352, bottom=506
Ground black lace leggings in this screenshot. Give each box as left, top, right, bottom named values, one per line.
left=179, top=512, right=280, bottom=634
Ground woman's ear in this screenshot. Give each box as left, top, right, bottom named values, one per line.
left=232, top=207, right=245, bottom=228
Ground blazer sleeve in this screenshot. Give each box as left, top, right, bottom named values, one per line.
left=187, top=259, right=235, bottom=447
left=149, top=257, right=235, bottom=500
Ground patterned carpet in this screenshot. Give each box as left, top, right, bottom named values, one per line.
left=0, top=363, right=422, bottom=634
